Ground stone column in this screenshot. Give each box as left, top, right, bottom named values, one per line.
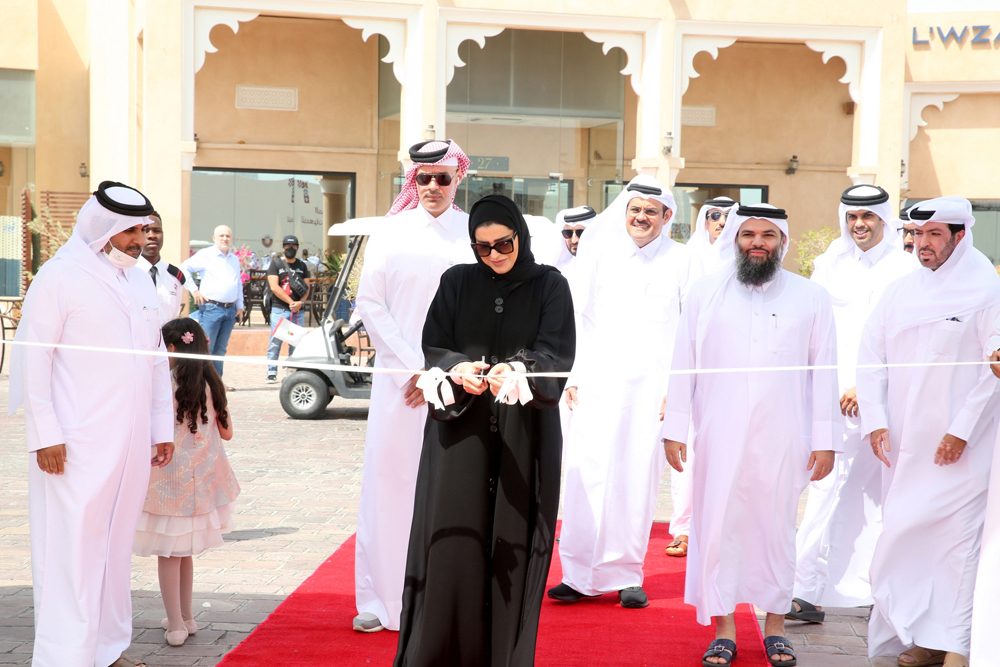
left=88, top=0, right=130, bottom=187
left=320, top=177, right=351, bottom=255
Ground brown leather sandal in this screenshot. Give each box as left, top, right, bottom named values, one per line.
left=665, top=535, right=688, bottom=557
left=942, top=653, right=969, bottom=667
left=897, top=647, right=946, bottom=667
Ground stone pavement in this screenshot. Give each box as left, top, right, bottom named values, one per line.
left=0, top=360, right=891, bottom=666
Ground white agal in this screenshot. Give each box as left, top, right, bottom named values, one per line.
left=793, top=229, right=918, bottom=607
left=353, top=205, right=475, bottom=630
left=14, top=256, right=174, bottom=666
left=558, top=232, right=698, bottom=595
left=661, top=268, right=841, bottom=625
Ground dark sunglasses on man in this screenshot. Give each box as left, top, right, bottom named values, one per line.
left=706, top=210, right=726, bottom=221
left=561, top=229, right=585, bottom=240
left=471, top=232, right=518, bottom=258
left=415, top=173, right=454, bottom=187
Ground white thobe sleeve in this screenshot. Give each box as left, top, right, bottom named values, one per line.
left=149, top=340, right=175, bottom=446
left=18, top=272, right=67, bottom=452
left=355, top=234, right=424, bottom=389
left=946, top=304, right=1000, bottom=445
left=856, top=294, right=890, bottom=436
left=808, top=288, right=842, bottom=452
left=660, top=287, right=698, bottom=444
left=566, top=253, right=598, bottom=389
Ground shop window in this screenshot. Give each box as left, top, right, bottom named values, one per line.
left=190, top=169, right=354, bottom=266
left=968, top=201, right=1000, bottom=266
left=447, top=29, right=628, bottom=220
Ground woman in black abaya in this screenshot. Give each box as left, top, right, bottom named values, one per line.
left=394, top=195, right=576, bottom=667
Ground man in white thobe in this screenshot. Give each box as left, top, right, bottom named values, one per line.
left=663, top=196, right=736, bottom=559
left=857, top=196, right=1000, bottom=667
left=353, top=140, right=477, bottom=633
left=9, top=182, right=175, bottom=667
left=661, top=204, right=839, bottom=665
left=553, top=205, right=596, bottom=454
left=971, top=352, right=1000, bottom=665
left=789, top=186, right=918, bottom=621
left=551, top=176, right=697, bottom=609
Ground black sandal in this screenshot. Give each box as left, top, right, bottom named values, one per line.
left=764, top=636, right=797, bottom=666
left=785, top=597, right=825, bottom=623
left=702, top=638, right=737, bottom=666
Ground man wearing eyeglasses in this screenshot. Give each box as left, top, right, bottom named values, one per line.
left=352, top=139, right=477, bottom=634
left=551, top=174, right=699, bottom=610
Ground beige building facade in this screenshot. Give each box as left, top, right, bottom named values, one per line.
left=1, top=0, right=999, bottom=291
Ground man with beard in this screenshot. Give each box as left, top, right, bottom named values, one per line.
left=789, top=186, right=918, bottom=623
left=353, top=139, right=477, bottom=633
left=10, top=182, right=175, bottom=667
left=661, top=204, right=839, bottom=666
left=857, top=196, right=1000, bottom=667
left=136, top=212, right=187, bottom=326
left=552, top=176, right=697, bottom=610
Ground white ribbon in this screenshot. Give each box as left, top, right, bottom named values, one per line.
left=415, top=367, right=455, bottom=411
left=494, top=361, right=534, bottom=406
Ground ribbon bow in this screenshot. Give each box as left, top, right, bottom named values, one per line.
left=416, top=367, right=456, bottom=411
left=494, top=362, right=534, bottom=406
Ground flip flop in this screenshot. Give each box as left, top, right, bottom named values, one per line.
left=785, top=597, right=825, bottom=623
left=897, top=647, right=946, bottom=667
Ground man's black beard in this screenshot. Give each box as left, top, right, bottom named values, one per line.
left=736, top=245, right=782, bottom=286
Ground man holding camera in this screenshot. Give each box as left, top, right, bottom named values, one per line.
left=265, top=234, right=311, bottom=383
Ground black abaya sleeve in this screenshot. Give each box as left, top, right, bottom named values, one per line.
left=421, top=268, right=476, bottom=421
left=507, top=272, right=576, bottom=409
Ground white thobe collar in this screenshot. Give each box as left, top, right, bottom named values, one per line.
left=97, top=251, right=128, bottom=283
left=627, top=234, right=663, bottom=262
left=852, top=235, right=891, bottom=267
left=420, top=204, right=465, bottom=236
left=738, top=273, right=778, bottom=294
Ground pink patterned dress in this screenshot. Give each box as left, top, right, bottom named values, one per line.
left=133, top=384, right=240, bottom=557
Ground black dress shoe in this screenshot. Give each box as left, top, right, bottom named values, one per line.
left=547, top=583, right=597, bottom=602
left=619, top=586, right=649, bottom=608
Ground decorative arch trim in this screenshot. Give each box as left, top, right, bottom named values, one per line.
left=193, top=8, right=259, bottom=73
left=342, top=18, right=407, bottom=84
left=583, top=31, right=644, bottom=95
left=804, top=40, right=862, bottom=103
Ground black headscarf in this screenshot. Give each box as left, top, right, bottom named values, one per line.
left=468, top=195, right=555, bottom=283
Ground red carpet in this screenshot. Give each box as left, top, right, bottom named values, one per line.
left=218, top=522, right=768, bottom=666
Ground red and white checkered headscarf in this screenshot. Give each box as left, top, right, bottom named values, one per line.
left=387, top=140, right=471, bottom=216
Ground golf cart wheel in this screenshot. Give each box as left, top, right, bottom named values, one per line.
left=279, top=371, right=332, bottom=419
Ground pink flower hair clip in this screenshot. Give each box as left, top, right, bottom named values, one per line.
left=181, top=332, right=195, bottom=345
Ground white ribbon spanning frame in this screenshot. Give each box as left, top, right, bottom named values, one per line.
left=3, top=338, right=1000, bottom=380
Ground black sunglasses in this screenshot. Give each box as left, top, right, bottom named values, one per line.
left=707, top=211, right=725, bottom=221
left=415, top=173, right=454, bottom=187
left=471, top=231, right=518, bottom=258
left=561, top=229, right=585, bottom=239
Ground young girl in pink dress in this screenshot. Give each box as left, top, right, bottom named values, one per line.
left=134, top=317, right=240, bottom=647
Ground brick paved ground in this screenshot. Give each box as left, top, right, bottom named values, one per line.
left=0, top=360, right=891, bottom=666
